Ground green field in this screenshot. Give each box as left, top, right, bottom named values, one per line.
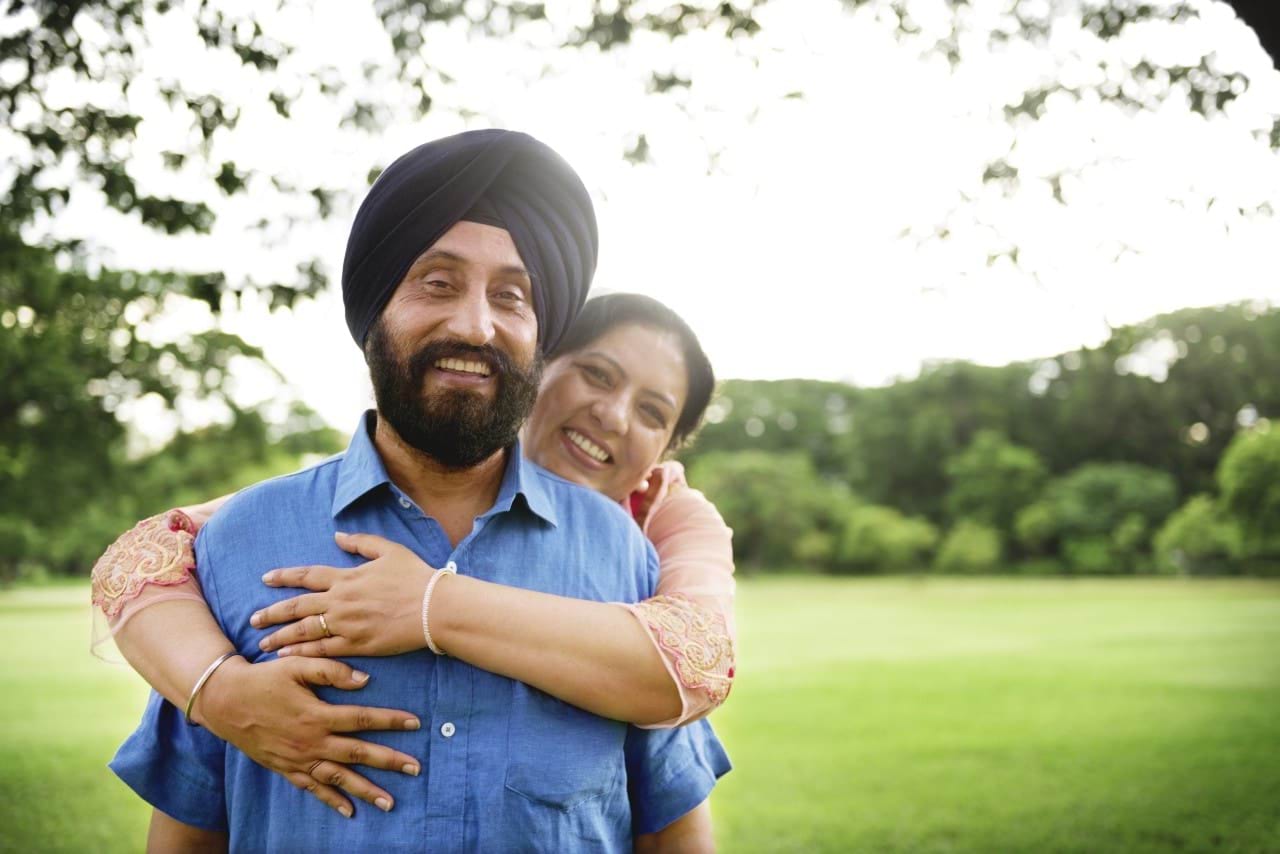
left=2, top=578, right=1279, bottom=852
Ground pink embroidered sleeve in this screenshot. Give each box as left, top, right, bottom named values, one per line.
left=90, top=510, right=205, bottom=656
left=622, top=461, right=737, bottom=728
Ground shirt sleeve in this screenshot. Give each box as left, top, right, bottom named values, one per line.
left=624, top=719, right=732, bottom=835
left=107, top=528, right=229, bottom=831
left=622, top=462, right=737, bottom=728
left=109, top=690, right=229, bottom=832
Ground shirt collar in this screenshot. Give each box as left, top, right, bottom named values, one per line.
left=483, top=436, right=558, bottom=528
left=331, top=411, right=392, bottom=518
left=332, top=410, right=558, bottom=527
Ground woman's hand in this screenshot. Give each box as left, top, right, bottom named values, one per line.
left=194, top=654, right=423, bottom=818
left=253, top=533, right=435, bottom=658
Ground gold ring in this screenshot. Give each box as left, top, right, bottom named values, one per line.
left=318, top=613, right=332, bottom=638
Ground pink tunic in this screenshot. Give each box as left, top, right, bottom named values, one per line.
left=91, top=462, right=737, bottom=726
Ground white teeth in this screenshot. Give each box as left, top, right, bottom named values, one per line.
left=435, top=358, right=491, bottom=376
left=566, top=429, right=610, bottom=463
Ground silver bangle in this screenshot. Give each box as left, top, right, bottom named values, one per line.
left=421, top=561, right=458, bottom=656
left=184, top=650, right=237, bottom=726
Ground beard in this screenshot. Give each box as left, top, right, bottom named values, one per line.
left=365, top=318, right=542, bottom=470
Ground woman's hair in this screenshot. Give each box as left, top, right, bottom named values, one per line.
left=551, top=293, right=716, bottom=451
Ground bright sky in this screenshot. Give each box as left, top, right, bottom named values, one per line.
left=35, top=0, right=1280, bottom=435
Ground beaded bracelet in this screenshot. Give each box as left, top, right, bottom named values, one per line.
left=421, top=561, right=457, bottom=656
left=184, top=650, right=237, bottom=725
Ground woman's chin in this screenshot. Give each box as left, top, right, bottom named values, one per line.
left=542, top=455, right=596, bottom=489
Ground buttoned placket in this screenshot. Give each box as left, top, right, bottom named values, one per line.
left=392, top=486, right=492, bottom=853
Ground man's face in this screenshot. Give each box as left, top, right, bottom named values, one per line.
left=366, top=220, right=542, bottom=469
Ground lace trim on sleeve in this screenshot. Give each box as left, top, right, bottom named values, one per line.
left=91, top=510, right=197, bottom=619
left=631, top=593, right=735, bottom=707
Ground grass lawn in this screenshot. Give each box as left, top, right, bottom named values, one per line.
left=2, top=577, right=1279, bottom=852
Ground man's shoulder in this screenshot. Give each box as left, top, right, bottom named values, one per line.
left=201, top=454, right=343, bottom=543
left=525, top=460, right=640, bottom=535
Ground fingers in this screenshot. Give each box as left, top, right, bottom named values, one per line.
left=250, top=591, right=326, bottom=629
left=290, top=656, right=372, bottom=689
left=327, top=703, right=422, bottom=734
left=334, top=531, right=399, bottom=561
left=285, top=770, right=353, bottom=819
left=306, top=760, right=396, bottom=813
left=326, top=735, right=421, bottom=778
left=274, top=638, right=350, bottom=658
left=260, top=616, right=345, bottom=653
left=261, top=564, right=339, bottom=591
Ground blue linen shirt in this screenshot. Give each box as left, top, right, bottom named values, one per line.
left=111, top=412, right=730, bottom=852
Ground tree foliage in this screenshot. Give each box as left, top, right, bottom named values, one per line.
left=1153, top=493, right=1241, bottom=574
left=945, top=430, right=1048, bottom=533
left=836, top=505, right=939, bottom=574
left=935, top=521, right=1003, bottom=575
left=686, top=450, right=853, bottom=570
left=681, top=301, right=1276, bottom=575
left=1217, top=427, right=1280, bottom=555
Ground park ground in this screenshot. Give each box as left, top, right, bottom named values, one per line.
left=1, top=577, right=1278, bottom=853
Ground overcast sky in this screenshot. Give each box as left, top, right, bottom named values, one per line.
left=38, top=0, right=1280, bottom=434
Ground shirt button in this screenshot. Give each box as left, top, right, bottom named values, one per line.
left=398, top=496, right=411, bottom=509
left=440, top=722, right=456, bottom=738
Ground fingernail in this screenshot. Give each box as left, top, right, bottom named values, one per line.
left=258, top=638, right=271, bottom=651
left=404, top=718, right=420, bottom=730
left=375, top=797, right=392, bottom=812
left=277, top=646, right=293, bottom=657
left=403, top=763, right=419, bottom=776
left=260, top=572, right=274, bottom=584
left=353, top=671, right=369, bottom=684
left=250, top=612, right=263, bottom=627
left=335, top=531, right=348, bottom=539
left=339, top=806, right=352, bottom=818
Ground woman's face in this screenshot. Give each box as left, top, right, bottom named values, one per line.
left=524, top=323, right=689, bottom=502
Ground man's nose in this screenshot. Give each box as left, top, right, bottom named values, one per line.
left=444, top=289, right=495, bottom=346
left=590, top=393, right=629, bottom=436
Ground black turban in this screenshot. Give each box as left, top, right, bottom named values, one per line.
left=342, top=129, right=598, bottom=354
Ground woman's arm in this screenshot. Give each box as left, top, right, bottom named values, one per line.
left=256, top=465, right=736, bottom=727
left=623, top=468, right=737, bottom=726
left=634, top=800, right=715, bottom=854
left=147, top=810, right=228, bottom=854
left=91, top=508, right=423, bottom=817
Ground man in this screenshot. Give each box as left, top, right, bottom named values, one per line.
left=111, top=130, right=727, bottom=852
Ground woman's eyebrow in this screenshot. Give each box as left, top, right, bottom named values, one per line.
left=640, top=387, right=678, bottom=410
left=582, top=351, right=624, bottom=375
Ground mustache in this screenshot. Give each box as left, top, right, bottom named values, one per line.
left=408, top=339, right=516, bottom=379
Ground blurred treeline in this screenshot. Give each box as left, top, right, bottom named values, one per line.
left=680, top=301, right=1280, bottom=577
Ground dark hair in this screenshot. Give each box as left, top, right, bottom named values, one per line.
left=551, top=293, right=715, bottom=451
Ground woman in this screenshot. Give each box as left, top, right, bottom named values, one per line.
left=93, top=293, right=736, bottom=848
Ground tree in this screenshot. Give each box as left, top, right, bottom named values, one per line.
left=944, top=430, right=1048, bottom=536
left=686, top=450, right=853, bottom=570
left=1014, top=462, right=1180, bottom=573
left=1153, top=494, right=1242, bottom=574
left=1217, top=426, right=1280, bottom=556
left=935, top=521, right=1004, bottom=575
left=836, top=505, right=939, bottom=573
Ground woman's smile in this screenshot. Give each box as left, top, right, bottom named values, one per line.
left=560, top=427, right=614, bottom=468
